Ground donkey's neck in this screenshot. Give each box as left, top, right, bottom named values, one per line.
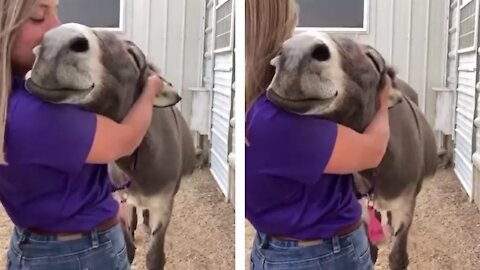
left=324, top=104, right=375, bottom=133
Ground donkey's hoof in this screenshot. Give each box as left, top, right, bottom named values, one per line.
left=370, top=244, right=379, bottom=264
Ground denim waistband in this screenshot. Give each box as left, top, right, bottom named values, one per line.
left=8, top=223, right=128, bottom=268
left=13, top=223, right=120, bottom=245
left=251, top=224, right=372, bottom=269
left=256, top=223, right=365, bottom=250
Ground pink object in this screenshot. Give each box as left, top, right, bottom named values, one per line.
left=367, top=206, right=385, bottom=245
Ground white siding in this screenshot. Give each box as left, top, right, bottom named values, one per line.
left=476, top=80, right=480, bottom=156
left=451, top=0, right=479, bottom=199
left=123, top=0, right=236, bottom=201
left=228, top=80, right=235, bottom=202
left=210, top=0, right=234, bottom=197
left=210, top=51, right=233, bottom=195
left=200, top=0, right=215, bottom=137
left=123, top=0, right=204, bottom=122
left=470, top=0, right=480, bottom=202
left=455, top=52, right=476, bottom=197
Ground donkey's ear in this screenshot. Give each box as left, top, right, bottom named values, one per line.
left=364, top=45, right=386, bottom=74
left=143, top=65, right=181, bottom=108
left=153, top=82, right=182, bottom=108
left=384, top=66, right=403, bottom=109
left=124, top=40, right=147, bottom=71
left=388, top=87, right=403, bottom=109
left=32, top=45, right=41, bottom=57
left=270, top=55, right=281, bottom=67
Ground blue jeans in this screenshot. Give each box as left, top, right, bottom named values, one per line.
left=250, top=224, right=373, bottom=270
left=6, top=224, right=130, bottom=270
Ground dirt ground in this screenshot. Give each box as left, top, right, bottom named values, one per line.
left=0, top=169, right=235, bottom=270
left=245, top=168, right=480, bottom=270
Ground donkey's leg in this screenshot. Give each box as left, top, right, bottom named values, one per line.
left=131, top=205, right=151, bottom=235
left=130, top=206, right=137, bottom=239
left=388, top=195, right=416, bottom=270
left=121, top=224, right=137, bottom=264
left=145, top=192, right=175, bottom=270
left=143, top=208, right=150, bottom=226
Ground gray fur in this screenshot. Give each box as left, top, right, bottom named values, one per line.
left=25, top=23, right=195, bottom=270
left=267, top=31, right=438, bottom=270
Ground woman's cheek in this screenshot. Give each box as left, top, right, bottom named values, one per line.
left=12, top=24, right=44, bottom=72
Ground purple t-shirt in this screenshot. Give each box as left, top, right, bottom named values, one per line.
left=246, top=95, right=361, bottom=240
left=0, top=77, right=118, bottom=232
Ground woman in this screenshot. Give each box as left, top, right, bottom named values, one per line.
left=245, top=0, right=391, bottom=269
left=0, top=0, right=163, bottom=269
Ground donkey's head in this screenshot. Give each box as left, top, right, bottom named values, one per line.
left=266, top=31, right=402, bottom=131
left=25, top=23, right=180, bottom=121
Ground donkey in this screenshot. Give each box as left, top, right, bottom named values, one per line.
left=25, top=23, right=196, bottom=270
left=266, top=31, right=438, bottom=270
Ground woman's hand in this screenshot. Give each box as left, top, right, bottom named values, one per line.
left=118, top=200, right=132, bottom=228
left=144, top=75, right=165, bottom=96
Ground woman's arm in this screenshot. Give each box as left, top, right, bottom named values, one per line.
left=324, top=77, right=391, bottom=174
left=86, top=75, right=163, bottom=164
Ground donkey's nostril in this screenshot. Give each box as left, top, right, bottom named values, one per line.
left=70, top=37, right=89, bottom=53
left=312, top=43, right=330, bottom=62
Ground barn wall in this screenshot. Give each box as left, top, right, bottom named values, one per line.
left=443, top=0, right=480, bottom=201
left=209, top=0, right=235, bottom=199
left=456, top=51, right=477, bottom=198
left=123, top=0, right=204, bottom=122
left=123, top=0, right=235, bottom=199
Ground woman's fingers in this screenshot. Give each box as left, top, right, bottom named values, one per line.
left=146, top=75, right=165, bottom=95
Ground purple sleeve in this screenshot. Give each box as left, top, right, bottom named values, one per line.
left=7, top=98, right=97, bottom=173
left=250, top=114, right=338, bottom=185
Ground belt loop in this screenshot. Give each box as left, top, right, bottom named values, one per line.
left=91, top=229, right=99, bottom=249
left=17, top=228, right=29, bottom=247
left=16, top=228, right=29, bottom=266
left=258, top=233, right=269, bottom=249
left=332, top=235, right=341, bottom=254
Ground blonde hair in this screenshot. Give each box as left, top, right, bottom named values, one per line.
left=245, top=0, right=298, bottom=111
left=0, top=0, right=37, bottom=164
